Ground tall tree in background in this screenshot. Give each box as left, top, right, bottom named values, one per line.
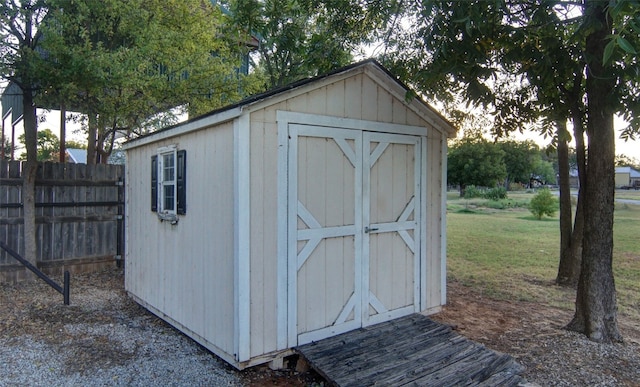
left=38, top=0, right=242, bottom=164
left=447, top=136, right=506, bottom=196
left=383, top=0, right=640, bottom=342
left=498, top=140, right=540, bottom=188
left=228, top=0, right=398, bottom=89
left=15, top=128, right=83, bottom=161
left=615, top=154, right=640, bottom=170
left=0, top=0, right=49, bottom=268
left=18, top=128, right=59, bottom=161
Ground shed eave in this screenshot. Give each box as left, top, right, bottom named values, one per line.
left=122, top=106, right=243, bottom=150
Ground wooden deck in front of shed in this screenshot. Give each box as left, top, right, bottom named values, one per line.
left=295, top=313, right=525, bottom=386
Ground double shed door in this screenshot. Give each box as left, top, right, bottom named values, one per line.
left=288, top=124, right=422, bottom=345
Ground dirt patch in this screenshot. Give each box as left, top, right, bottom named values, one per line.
left=432, top=280, right=574, bottom=349
left=432, top=280, right=640, bottom=386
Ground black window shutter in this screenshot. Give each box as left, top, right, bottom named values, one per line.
left=151, top=155, right=158, bottom=212
left=177, top=150, right=187, bottom=215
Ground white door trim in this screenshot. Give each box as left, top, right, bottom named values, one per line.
left=277, top=111, right=428, bottom=137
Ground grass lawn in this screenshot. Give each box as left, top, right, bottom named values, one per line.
left=446, top=191, right=640, bottom=322
left=615, top=189, right=640, bottom=201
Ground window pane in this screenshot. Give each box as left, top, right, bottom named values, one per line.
left=164, top=184, right=175, bottom=211
left=163, top=154, right=175, bottom=181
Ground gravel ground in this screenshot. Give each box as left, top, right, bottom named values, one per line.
left=0, top=269, right=243, bottom=386
left=2, top=267, right=639, bottom=386
left=0, top=268, right=320, bottom=387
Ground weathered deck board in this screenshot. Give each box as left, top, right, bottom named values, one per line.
left=296, top=314, right=524, bottom=387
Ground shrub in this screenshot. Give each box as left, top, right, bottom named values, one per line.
left=484, top=187, right=508, bottom=200
left=529, top=188, right=558, bottom=219
left=464, top=185, right=483, bottom=199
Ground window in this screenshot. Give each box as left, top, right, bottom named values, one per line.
left=152, top=146, right=186, bottom=221
left=161, top=152, right=176, bottom=211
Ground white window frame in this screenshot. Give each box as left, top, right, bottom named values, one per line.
left=157, top=145, right=178, bottom=222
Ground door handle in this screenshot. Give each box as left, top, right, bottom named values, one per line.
left=365, top=226, right=379, bottom=233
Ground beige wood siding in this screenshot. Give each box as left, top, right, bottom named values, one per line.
left=615, top=172, right=630, bottom=187
left=294, top=128, right=359, bottom=340
left=367, top=139, right=418, bottom=317
left=248, top=71, right=447, bottom=356
left=125, top=122, right=236, bottom=356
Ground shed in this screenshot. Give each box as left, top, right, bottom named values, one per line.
left=615, top=166, right=640, bottom=188
left=123, top=60, right=457, bottom=370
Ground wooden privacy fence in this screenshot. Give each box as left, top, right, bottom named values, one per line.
left=0, top=160, right=124, bottom=283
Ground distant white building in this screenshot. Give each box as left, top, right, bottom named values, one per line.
left=615, top=166, right=640, bottom=188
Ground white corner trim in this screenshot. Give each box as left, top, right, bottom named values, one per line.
left=441, top=137, right=448, bottom=306
left=276, top=115, right=289, bottom=350
left=234, top=112, right=251, bottom=362
left=285, top=123, right=299, bottom=347
left=420, top=137, right=428, bottom=311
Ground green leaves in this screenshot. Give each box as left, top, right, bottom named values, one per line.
left=18, top=129, right=60, bottom=161
left=37, top=0, right=243, bottom=149
left=228, top=0, right=396, bottom=89
left=382, top=0, right=640, bottom=143
left=604, top=35, right=637, bottom=64
left=447, top=136, right=507, bottom=189
left=528, top=188, right=557, bottom=220
left=617, top=36, right=637, bottom=54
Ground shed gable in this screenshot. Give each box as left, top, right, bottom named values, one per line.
left=244, top=64, right=453, bottom=137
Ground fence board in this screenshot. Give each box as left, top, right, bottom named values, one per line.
left=0, top=160, right=124, bottom=280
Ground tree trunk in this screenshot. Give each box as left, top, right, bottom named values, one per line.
left=21, top=89, right=38, bottom=271
left=566, top=1, right=621, bottom=343
left=556, top=120, right=577, bottom=286
left=59, top=105, right=66, bottom=163
left=570, top=114, right=586, bottom=282
left=87, top=112, right=97, bottom=165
